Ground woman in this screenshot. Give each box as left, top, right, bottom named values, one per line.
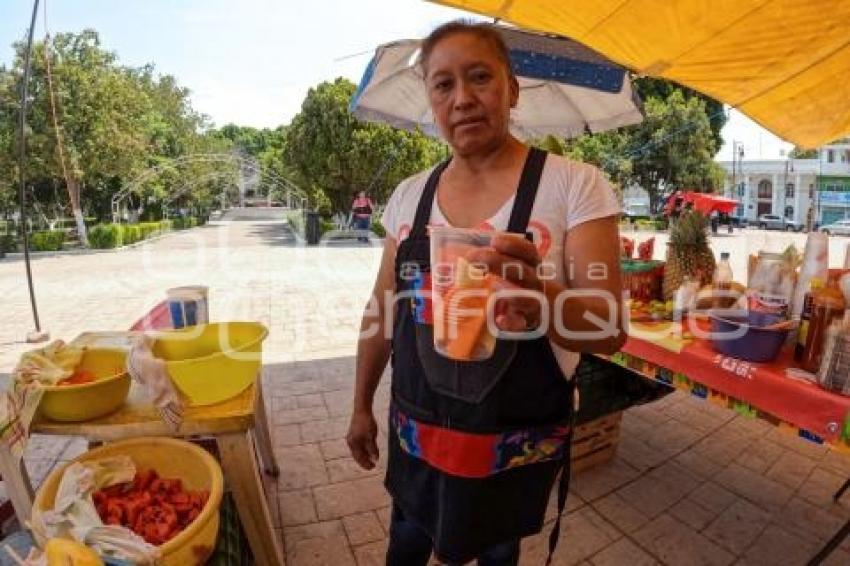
left=346, top=21, right=625, bottom=565
left=351, top=190, right=375, bottom=243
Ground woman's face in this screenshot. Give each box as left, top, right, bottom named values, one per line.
left=424, top=33, right=518, bottom=156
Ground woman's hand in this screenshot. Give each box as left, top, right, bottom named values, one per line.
left=346, top=409, right=379, bottom=470
left=468, top=234, right=545, bottom=332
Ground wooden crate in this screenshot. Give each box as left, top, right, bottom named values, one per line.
left=571, top=411, right=622, bottom=473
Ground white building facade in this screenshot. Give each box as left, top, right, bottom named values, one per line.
left=718, top=139, right=850, bottom=227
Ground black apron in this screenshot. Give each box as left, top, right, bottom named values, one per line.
left=385, top=148, right=576, bottom=564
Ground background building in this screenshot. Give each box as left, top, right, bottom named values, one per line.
left=718, top=139, right=850, bottom=227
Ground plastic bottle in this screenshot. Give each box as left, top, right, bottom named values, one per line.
left=795, top=278, right=823, bottom=361
left=712, top=252, right=733, bottom=308
left=673, top=276, right=698, bottom=323
left=801, top=283, right=847, bottom=373
left=817, top=311, right=850, bottom=394
left=792, top=233, right=829, bottom=319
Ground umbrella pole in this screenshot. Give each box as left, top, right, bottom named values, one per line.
left=19, top=0, right=49, bottom=344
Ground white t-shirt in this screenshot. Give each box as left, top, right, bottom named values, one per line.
left=381, top=153, right=622, bottom=379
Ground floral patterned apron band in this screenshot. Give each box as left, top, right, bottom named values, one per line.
left=391, top=404, right=571, bottom=479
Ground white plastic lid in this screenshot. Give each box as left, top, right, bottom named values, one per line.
left=167, top=285, right=209, bottom=300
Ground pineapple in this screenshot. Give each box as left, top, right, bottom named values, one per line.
left=663, top=210, right=716, bottom=300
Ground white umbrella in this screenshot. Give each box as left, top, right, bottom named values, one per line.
left=350, top=25, right=644, bottom=140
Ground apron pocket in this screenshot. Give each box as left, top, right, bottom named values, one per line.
left=415, top=323, right=517, bottom=404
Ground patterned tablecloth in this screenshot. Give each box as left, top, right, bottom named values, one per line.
left=610, top=317, right=850, bottom=450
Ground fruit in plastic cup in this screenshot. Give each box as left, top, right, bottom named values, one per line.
left=429, top=226, right=503, bottom=361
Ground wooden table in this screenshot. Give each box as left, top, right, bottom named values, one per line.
left=0, top=379, right=284, bottom=566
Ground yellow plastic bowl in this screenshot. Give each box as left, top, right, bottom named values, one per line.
left=39, top=348, right=131, bottom=422
left=33, top=437, right=224, bottom=565
left=151, top=322, right=268, bottom=406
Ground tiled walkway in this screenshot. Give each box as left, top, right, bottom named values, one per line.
left=3, top=219, right=850, bottom=564
left=264, top=357, right=850, bottom=566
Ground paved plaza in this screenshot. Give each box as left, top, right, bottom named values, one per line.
left=2, top=218, right=850, bottom=565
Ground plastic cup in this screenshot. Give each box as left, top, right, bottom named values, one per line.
left=430, top=227, right=506, bottom=361
left=167, top=285, right=209, bottom=329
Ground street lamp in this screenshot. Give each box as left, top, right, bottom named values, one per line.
left=730, top=141, right=745, bottom=221
left=782, top=156, right=794, bottom=220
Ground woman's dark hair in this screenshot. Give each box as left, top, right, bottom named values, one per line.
left=419, top=20, right=514, bottom=79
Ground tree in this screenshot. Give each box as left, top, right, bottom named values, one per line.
left=257, top=126, right=297, bottom=203
left=634, top=77, right=727, bottom=152
left=560, top=131, right=633, bottom=198
left=0, top=63, right=17, bottom=217
left=625, top=90, right=724, bottom=212
left=212, top=124, right=298, bottom=203
left=217, top=124, right=272, bottom=157
left=0, top=29, right=234, bottom=230
left=790, top=146, right=818, bottom=159
left=544, top=87, right=722, bottom=213
left=283, top=78, right=446, bottom=214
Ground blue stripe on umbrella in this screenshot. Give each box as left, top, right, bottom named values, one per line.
left=350, top=53, right=380, bottom=113
left=509, top=49, right=624, bottom=93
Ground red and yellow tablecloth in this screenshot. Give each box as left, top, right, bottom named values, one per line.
left=610, top=318, right=850, bottom=450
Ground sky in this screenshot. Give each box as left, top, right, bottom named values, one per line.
left=0, top=0, right=793, bottom=161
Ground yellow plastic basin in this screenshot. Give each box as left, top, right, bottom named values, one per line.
left=151, top=322, right=268, bottom=406
left=39, top=348, right=131, bottom=422
left=33, top=437, right=224, bottom=565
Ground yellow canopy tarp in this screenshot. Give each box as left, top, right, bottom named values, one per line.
left=429, top=0, right=850, bottom=148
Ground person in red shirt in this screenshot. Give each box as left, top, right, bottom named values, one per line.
left=351, top=191, right=375, bottom=243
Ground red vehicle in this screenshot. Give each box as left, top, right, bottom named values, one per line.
left=663, top=191, right=739, bottom=217
left=663, top=191, right=740, bottom=233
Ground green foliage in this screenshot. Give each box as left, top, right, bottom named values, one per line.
left=790, top=146, right=818, bottom=159
left=0, top=233, right=16, bottom=253
left=87, top=220, right=172, bottom=248
left=560, top=130, right=633, bottom=199
left=30, top=230, right=66, bottom=251
left=123, top=225, right=141, bottom=244
left=283, top=78, right=446, bottom=214
left=216, top=124, right=273, bottom=156
left=628, top=91, right=724, bottom=211
left=258, top=126, right=292, bottom=201
left=171, top=216, right=199, bottom=230
left=633, top=218, right=669, bottom=231
left=88, top=224, right=123, bottom=248
left=558, top=87, right=723, bottom=213
left=138, top=222, right=162, bottom=239
left=283, top=210, right=305, bottom=236
left=634, top=77, right=727, bottom=151
left=370, top=219, right=386, bottom=238
left=53, top=218, right=97, bottom=230
left=0, top=30, right=237, bottom=227
left=319, top=219, right=336, bottom=236
left=0, top=30, right=729, bottom=243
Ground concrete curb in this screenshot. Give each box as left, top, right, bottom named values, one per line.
left=0, top=226, right=206, bottom=262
